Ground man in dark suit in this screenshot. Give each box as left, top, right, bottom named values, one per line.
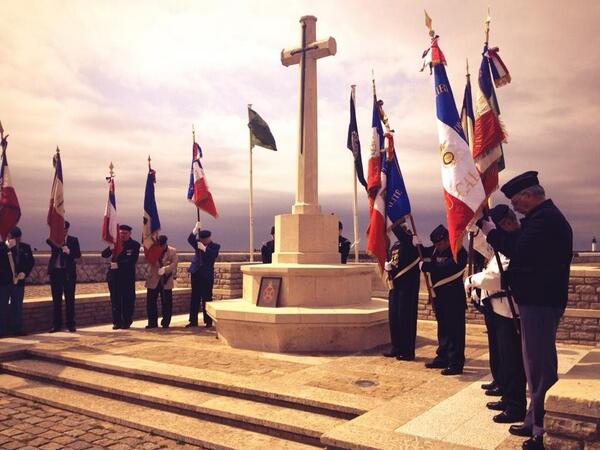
left=338, top=221, right=351, bottom=264
left=101, top=224, right=140, bottom=329
left=479, top=171, right=572, bottom=449
left=420, top=225, right=467, bottom=375
left=0, top=227, right=35, bottom=337
left=47, top=221, right=81, bottom=332
left=383, top=219, right=421, bottom=361
left=186, top=222, right=220, bottom=328
left=261, top=226, right=275, bottom=263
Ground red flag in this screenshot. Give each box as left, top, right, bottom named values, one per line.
left=47, top=150, right=65, bottom=245
left=0, top=132, right=21, bottom=240
left=102, top=174, right=122, bottom=259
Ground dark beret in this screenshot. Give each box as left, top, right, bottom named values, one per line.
left=158, top=235, right=168, bottom=246
left=119, top=224, right=132, bottom=231
left=430, top=224, right=448, bottom=243
left=9, top=226, right=22, bottom=238
left=199, top=230, right=211, bottom=238
left=270, top=226, right=275, bottom=235
left=500, top=171, right=539, bottom=198
left=64, top=221, right=70, bottom=229
left=489, top=204, right=510, bottom=225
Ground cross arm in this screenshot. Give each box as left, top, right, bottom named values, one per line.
left=280, top=37, right=337, bottom=67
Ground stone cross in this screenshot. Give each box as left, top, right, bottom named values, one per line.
left=281, top=15, right=336, bottom=215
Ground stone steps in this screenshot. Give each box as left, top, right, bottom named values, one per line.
left=0, top=372, right=317, bottom=450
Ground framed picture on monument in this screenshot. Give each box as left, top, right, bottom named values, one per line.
left=257, top=277, right=282, bottom=307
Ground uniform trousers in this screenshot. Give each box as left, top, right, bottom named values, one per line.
left=147, top=287, right=173, bottom=327
left=432, top=287, right=466, bottom=370
left=107, top=270, right=136, bottom=327
left=484, top=309, right=501, bottom=386
left=519, top=304, right=563, bottom=435
left=50, top=269, right=76, bottom=329
left=0, top=284, right=24, bottom=335
left=190, top=273, right=214, bottom=326
left=388, top=271, right=420, bottom=358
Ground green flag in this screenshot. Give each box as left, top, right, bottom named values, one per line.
left=248, top=107, right=277, bottom=151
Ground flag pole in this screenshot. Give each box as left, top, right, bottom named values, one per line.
left=0, top=123, right=17, bottom=283
left=248, top=104, right=255, bottom=262
left=192, top=125, right=200, bottom=224
left=350, top=86, right=360, bottom=264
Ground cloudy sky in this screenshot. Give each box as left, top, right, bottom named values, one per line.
left=1, top=0, right=598, bottom=251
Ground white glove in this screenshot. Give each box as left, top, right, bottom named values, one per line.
left=464, top=275, right=473, bottom=291
left=192, top=221, right=202, bottom=235
left=109, top=243, right=115, bottom=250
left=158, top=267, right=166, bottom=276
left=478, top=218, right=496, bottom=236
left=197, top=242, right=206, bottom=251
left=17, top=272, right=25, bottom=280
left=62, top=246, right=70, bottom=255
left=470, top=289, right=480, bottom=302
left=6, top=239, right=16, bottom=249
left=412, top=235, right=422, bottom=247
left=384, top=261, right=393, bottom=272
left=110, top=262, right=118, bottom=270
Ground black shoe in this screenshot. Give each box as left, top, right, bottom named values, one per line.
left=441, top=367, right=463, bottom=376
left=49, top=328, right=61, bottom=333
left=493, top=410, right=526, bottom=424
left=383, top=350, right=400, bottom=358
left=509, top=424, right=533, bottom=437
left=205, top=323, right=213, bottom=329
left=396, top=355, right=415, bottom=361
left=145, top=325, right=158, bottom=329
left=122, top=324, right=131, bottom=329
left=522, top=435, right=543, bottom=450
left=425, top=360, right=448, bottom=369
left=161, top=324, right=170, bottom=329
left=68, top=327, right=76, bottom=333
left=481, top=381, right=497, bottom=390
left=485, top=387, right=503, bottom=397
left=486, top=401, right=506, bottom=411
left=112, top=324, right=122, bottom=330
left=185, top=323, right=198, bottom=328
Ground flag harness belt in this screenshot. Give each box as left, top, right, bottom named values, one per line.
left=393, top=257, right=420, bottom=280
left=431, top=269, right=466, bottom=290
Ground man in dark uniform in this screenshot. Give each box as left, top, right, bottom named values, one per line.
left=186, top=222, right=220, bottom=328
left=383, top=219, right=421, bottom=360
left=47, top=221, right=81, bottom=332
left=0, top=227, right=35, bottom=337
left=338, top=221, right=351, bottom=264
left=478, top=171, right=572, bottom=449
left=101, top=224, right=140, bottom=329
left=420, top=224, right=467, bottom=375
left=261, top=226, right=275, bottom=263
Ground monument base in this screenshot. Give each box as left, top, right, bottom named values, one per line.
left=206, top=298, right=389, bottom=353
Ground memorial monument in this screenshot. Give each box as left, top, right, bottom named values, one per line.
left=207, top=15, right=389, bottom=352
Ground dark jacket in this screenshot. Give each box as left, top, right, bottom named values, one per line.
left=47, top=235, right=81, bottom=277
left=188, top=233, right=220, bottom=278
left=0, top=241, right=35, bottom=286
left=421, top=245, right=467, bottom=301
left=261, top=240, right=275, bottom=264
left=101, top=238, right=140, bottom=280
left=339, top=236, right=351, bottom=264
left=388, top=231, right=420, bottom=289
left=487, top=199, right=572, bottom=309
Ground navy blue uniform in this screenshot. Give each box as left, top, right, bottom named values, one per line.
left=47, top=235, right=81, bottom=330
left=188, top=233, right=220, bottom=326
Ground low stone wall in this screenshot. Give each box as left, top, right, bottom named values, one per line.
left=544, top=348, right=600, bottom=449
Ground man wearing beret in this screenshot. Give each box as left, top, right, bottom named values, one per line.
left=478, top=171, right=572, bottom=449
left=466, top=205, right=526, bottom=425
left=101, top=224, right=140, bottom=329
left=145, top=235, right=178, bottom=329
left=47, top=221, right=81, bottom=332
left=420, top=224, right=467, bottom=375
left=261, top=226, right=275, bottom=264
left=187, top=222, right=220, bottom=328
left=383, top=219, right=421, bottom=361
left=338, top=221, right=351, bottom=264
left=0, top=227, right=35, bottom=337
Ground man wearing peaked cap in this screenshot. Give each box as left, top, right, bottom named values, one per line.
left=187, top=222, right=220, bottom=328
left=477, top=171, right=573, bottom=448
left=101, top=224, right=140, bottom=329
left=419, top=224, right=467, bottom=376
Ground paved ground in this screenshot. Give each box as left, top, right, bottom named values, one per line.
left=0, top=314, right=593, bottom=449
left=25, top=282, right=146, bottom=299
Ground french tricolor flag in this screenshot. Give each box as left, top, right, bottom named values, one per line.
left=102, top=175, right=121, bottom=258
left=187, top=140, right=218, bottom=218
left=0, top=132, right=21, bottom=240
left=47, top=149, right=65, bottom=246
left=430, top=36, right=486, bottom=259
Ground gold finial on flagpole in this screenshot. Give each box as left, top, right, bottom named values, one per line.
left=109, top=161, right=114, bottom=177
left=425, top=10, right=435, bottom=37
left=0, top=121, right=4, bottom=137
left=192, top=124, right=196, bottom=143
left=56, top=146, right=60, bottom=154
left=466, top=58, right=470, bottom=78
left=485, top=7, right=491, bottom=44
left=147, top=155, right=152, bottom=170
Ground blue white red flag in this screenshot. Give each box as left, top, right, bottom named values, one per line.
left=472, top=43, right=507, bottom=197
left=0, top=130, right=20, bottom=240
left=382, top=129, right=411, bottom=224
left=187, top=140, right=218, bottom=218
left=143, top=168, right=162, bottom=264
left=102, top=174, right=121, bottom=259
left=460, top=73, right=475, bottom=152
left=47, top=150, right=65, bottom=246
left=428, top=36, right=486, bottom=259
